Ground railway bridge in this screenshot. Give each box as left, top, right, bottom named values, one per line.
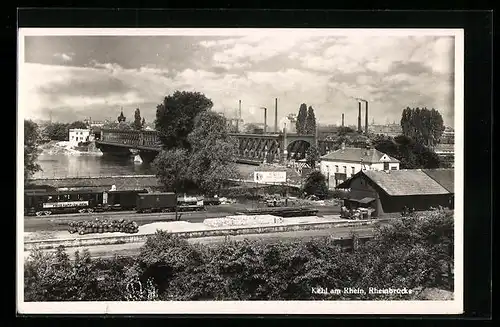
left=95, top=129, right=336, bottom=164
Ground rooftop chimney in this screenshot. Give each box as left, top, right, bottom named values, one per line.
left=358, top=101, right=362, bottom=133
left=274, top=98, right=278, bottom=133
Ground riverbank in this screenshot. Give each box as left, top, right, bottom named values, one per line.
left=40, top=140, right=102, bottom=156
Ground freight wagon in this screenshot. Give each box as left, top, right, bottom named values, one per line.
left=136, top=192, right=178, bottom=213
left=24, top=188, right=218, bottom=216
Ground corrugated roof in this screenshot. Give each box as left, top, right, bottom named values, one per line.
left=422, top=169, right=454, bottom=193
left=321, top=147, right=400, bottom=163
left=363, top=169, right=450, bottom=196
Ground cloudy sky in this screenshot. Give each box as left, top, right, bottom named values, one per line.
left=19, top=30, right=456, bottom=127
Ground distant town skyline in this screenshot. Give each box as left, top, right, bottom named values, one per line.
left=19, top=30, right=456, bottom=127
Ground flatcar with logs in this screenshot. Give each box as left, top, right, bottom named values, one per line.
left=24, top=188, right=213, bottom=216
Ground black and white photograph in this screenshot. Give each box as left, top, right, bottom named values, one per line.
left=17, top=28, right=463, bottom=314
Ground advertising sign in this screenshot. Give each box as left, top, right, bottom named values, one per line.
left=42, top=201, right=89, bottom=209
left=253, top=171, right=287, bottom=183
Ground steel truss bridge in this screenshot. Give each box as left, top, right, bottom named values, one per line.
left=95, top=129, right=336, bottom=164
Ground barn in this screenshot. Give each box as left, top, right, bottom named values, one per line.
left=336, top=169, right=454, bottom=217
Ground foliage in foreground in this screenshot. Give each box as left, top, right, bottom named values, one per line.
left=24, top=209, right=454, bottom=301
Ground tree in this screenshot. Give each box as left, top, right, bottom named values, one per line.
left=118, top=121, right=133, bottom=130
left=141, top=117, right=146, bottom=129
left=400, top=107, right=445, bottom=147
left=186, top=111, right=239, bottom=195
left=155, top=91, right=213, bottom=150
left=305, top=146, right=320, bottom=169
left=44, top=122, right=70, bottom=141
left=305, top=106, right=317, bottom=135
left=152, top=148, right=193, bottom=193
left=372, top=135, right=442, bottom=169
left=133, top=108, right=143, bottom=130
left=296, top=103, right=308, bottom=134
left=243, top=123, right=260, bottom=134
left=302, top=171, right=329, bottom=199
left=68, top=121, right=88, bottom=129
left=24, top=120, right=42, bottom=183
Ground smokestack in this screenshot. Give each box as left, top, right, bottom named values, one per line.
left=358, top=101, right=362, bottom=132
left=274, top=98, right=278, bottom=133
left=237, top=100, right=241, bottom=132
left=365, top=100, right=369, bottom=135
left=263, top=108, right=267, bottom=134
left=342, top=113, right=344, bottom=127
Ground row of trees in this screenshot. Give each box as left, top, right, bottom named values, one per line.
left=24, top=120, right=42, bottom=183
left=401, top=107, right=445, bottom=148
left=24, top=208, right=454, bottom=301
left=103, top=108, right=147, bottom=131
left=152, top=91, right=238, bottom=196
left=43, top=121, right=88, bottom=141
left=296, top=103, right=317, bottom=135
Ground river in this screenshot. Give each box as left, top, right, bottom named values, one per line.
left=33, top=152, right=261, bottom=180
left=34, top=153, right=154, bottom=179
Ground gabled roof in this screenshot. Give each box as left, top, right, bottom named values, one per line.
left=320, top=147, right=400, bottom=164
left=337, top=169, right=450, bottom=196
left=422, top=169, right=454, bottom=193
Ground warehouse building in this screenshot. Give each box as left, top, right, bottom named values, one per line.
left=336, top=169, right=454, bottom=217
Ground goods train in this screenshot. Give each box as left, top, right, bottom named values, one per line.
left=24, top=188, right=220, bottom=216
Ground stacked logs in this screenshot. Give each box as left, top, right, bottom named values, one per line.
left=68, top=218, right=139, bottom=235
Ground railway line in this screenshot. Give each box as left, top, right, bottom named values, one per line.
left=27, top=225, right=377, bottom=260
left=24, top=205, right=341, bottom=232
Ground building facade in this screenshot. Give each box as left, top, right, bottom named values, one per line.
left=319, top=144, right=400, bottom=189
left=69, top=128, right=91, bottom=146
left=336, top=169, right=454, bottom=217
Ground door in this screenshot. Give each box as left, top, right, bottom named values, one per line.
left=383, top=162, right=389, bottom=170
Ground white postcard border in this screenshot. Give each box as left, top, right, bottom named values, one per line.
left=17, top=27, right=464, bottom=315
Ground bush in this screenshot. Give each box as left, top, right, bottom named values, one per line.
left=25, top=210, right=454, bottom=300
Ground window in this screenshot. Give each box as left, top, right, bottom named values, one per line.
left=343, top=166, right=347, bottom=173
left=383, top=162, right=390, bottom=170
left=335, top=165, right=339, bottom=173
left=351, top=167, right=355, bottom=175
left=391, top=166, right=397, bottom=170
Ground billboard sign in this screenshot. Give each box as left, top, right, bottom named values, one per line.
left=253, top=171, right=287, bottom=183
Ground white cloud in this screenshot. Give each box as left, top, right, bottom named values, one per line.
left=54, top=52, right=73, bottom=62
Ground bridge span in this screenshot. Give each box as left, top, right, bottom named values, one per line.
left=95, top=129, right=336, bottom=164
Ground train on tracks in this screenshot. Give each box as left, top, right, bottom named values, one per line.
left=24, top=188, right=221, bottom=216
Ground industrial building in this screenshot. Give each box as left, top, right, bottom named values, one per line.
left=336, top=168, right=454, bottom=217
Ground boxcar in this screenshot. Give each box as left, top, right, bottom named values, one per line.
left=98, top=189, right=149, bottom=211
left=136, top=192, right=177, bottom=213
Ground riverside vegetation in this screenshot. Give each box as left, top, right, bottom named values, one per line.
left=24, top=208, right=453, bottom=301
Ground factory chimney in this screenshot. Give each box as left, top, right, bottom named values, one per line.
left=342, top=113, right=345, bottom=127
left=274, top=98, right=278, bottom=133
left=238, top=100, right=241, bottom=132
left=358, top=101, right=362, bottom=133
left=365, top=100, right=369, bottom=135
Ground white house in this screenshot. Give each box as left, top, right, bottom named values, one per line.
left=69, top=128, right=91, bottom=146
left=320, top=143, right=400, bottom=189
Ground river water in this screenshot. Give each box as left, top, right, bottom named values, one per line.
left=33, top=152, right=259, bottom=179
left=34, top=153, right=154, bottom=178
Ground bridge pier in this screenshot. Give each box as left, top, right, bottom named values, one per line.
left=96, top=143, right=132, bottom=158
left=139, top=150, right=159, bottom=165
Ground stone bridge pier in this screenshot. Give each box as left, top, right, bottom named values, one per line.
left=96, top=143, right=132, bottom=158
